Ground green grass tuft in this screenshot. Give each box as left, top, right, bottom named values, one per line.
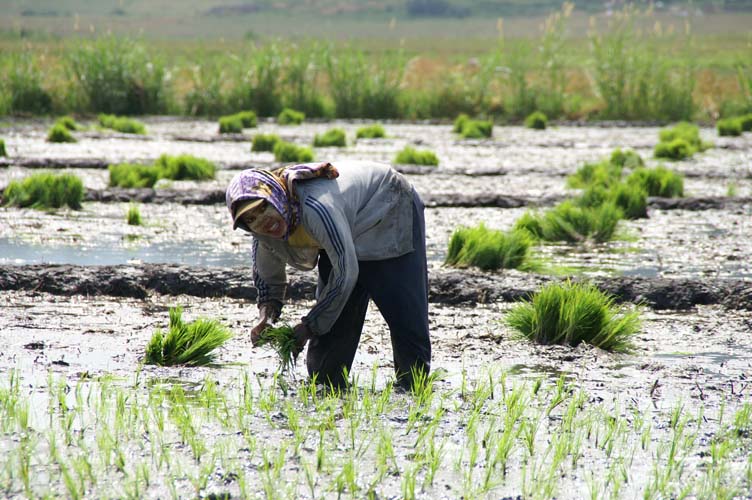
left=251, top=133, right=281, bottom=152
left=277, top=108, right=305, bottom=125
left=313, top=128, right=346, bottom=147
left=0, top=139, right=6, bottom=157
left=218, top=115, right=243, bottom=134
left=627, top=166, right=684, bottom=198
left=98, top=114, right=146, bottom=134
left=717, top=117, right=742, bottom=137
left=3, top=172, right=84, bottom=209
left=126, top=203, right=142, bottom=225
left=445, top=224, right=534, bottom=271
left=257, top=324, right=297, bottom=371
left=143, top=306, right=232, bottom=367
left=355, top=124, right=386, bottom=139
left=505, top=280, right=641, bottom=352
left=273, top=141, right=314, bottom=163
left=47, top=124, right=76, bottom=143
left=394, top=146, right=439, bottom=166
left=524, top=111, right=548, bottom=130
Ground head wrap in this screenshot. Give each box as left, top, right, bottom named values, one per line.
left=226, top=162, right=339, bottom=239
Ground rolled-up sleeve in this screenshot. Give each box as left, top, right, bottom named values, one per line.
left=252, top=238, right=288, bottom=311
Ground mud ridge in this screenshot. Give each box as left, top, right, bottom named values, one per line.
left=1, top=264, right=749, bottom=310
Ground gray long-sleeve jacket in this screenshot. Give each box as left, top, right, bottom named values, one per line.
left=252, top=160, right=415, bottom=335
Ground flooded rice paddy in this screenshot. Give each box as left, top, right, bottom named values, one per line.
left=0, top=118, right=751, bottom=499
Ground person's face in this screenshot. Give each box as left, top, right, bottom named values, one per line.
left=242, top=202, right=287, bottom=239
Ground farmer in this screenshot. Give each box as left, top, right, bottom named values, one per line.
left=226, top=160, right=431, bottom=389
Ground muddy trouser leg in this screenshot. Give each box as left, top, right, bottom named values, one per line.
left=306, top=251, right=370, bottom=389
left=358, top=191, right=431, bottom=389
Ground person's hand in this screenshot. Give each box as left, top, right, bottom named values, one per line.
left=292, top=322, right=313, bottom=361
left=250, top=303, right=278, bottom=347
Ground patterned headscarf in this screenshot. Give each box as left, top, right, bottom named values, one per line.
left=226, top=162, right=339, bottom=239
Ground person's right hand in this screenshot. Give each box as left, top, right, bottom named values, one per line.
left=250, top=304, right=277, bottom=347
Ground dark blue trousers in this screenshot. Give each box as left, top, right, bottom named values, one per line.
left=306, top=191, right=431, bottom=388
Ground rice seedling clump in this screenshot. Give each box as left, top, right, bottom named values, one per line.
left=717, top=117, right=742, bottom=137
left=55, top=116, right=79, bottom=131
left=452, top=113, right=493, bottom=138
left=155, top=154, right=216, bottom=181
left=356, top=124, right=386, bottom=139
left=627, top=166, right=684, bottom=198
left=609, top=148, right=644, bottom=168
left=277, top=108, right=305, bottom=125
left=144, top=306, right=232, bottom=366
left=109, top=163, right=162, bottom=188
left=251, top=133, right=281, bottom=152
left=506, top=280, right=641, bottom=352
left=566, top=161, right=623, bottom=189
left=577, top=183, right=648, bottom=220
left=126, top=203, right=142, bottom=225
left=256, top=324, right=297, bottom=371
left=273, top=141, right=314, bottom=163
left=3, top=172, right=84, bottom=209
left=740, top=114, right=752, bottom=132
left=515, top=201, right=623, bottom=243
left=654, top=122, right=711, bottom=160
left=445, top=224, right=534, bottom=271
left=98, top=114, right=146, bottom=134
left=47, top=124, right=76, bottom=143
left=524, top=111, right=548, bottom=130
left=218, top=115, right=243, bottom=134
left=0, top=139, right=6, bottom=157
left=313, top=128, right=346, bottom=147
left=394, top=146, right=439, bottom=166
left=235, top=110, right=258, bottom=128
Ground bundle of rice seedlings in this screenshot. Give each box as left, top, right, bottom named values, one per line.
left=654, top=138, right=692, bottom=160
left=566, top=161, right=622, bottom=189
left=524, top=111, right=548, bottom=130
left=445, top=224, right=533, bottom=271
left=609, top=148, right=644, bottom=168
left=144, top=306, right=232, bottom=367
left=218, top=115, right=243, bottom=134
left=717, top=117, right=742, bottom=137
left=313, top=128, right=346, bottom=147
left=257, top=324, right=297, bottom=371
left=356, top=124, right=385, bottom=139
left=109, top=163, right=162, bottom=188
left=655, top=122, right=712, bottom=160
left=55, top=116, right=79, bottom=131
left=156, top=154, right=216, bottom=181
left=0, top=139, right=6, bottom=157
left=251, top=133, right=281, bottom=152
left=47, top=124, right=76, bottom=143
left=273, top=141, right=314, bottom=163
left=505, top=280, right=641, bottom=352
left=98, top=114, right=146, bottom=134
left=452, top=114, right=470, bottom=133
left=3, top=172, right=84, bottom=209
left=576, top=183, right=647, bottom=220
left=277, top=108, right=305, bottom=125
left=235, top=110, right=258, bottom=128
left=126, top=203, right=142, bottom=225
left=627, top=166, right=684, bottom=198
left=453, top=114, right=493, bottom=138
left=515, top=201, right=623, bottom=243
left=740, top=114, right=752, bottom=132
left=394, top=146, right=439, bottom=166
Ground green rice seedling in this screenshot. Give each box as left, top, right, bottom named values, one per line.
left=717, top=117, right=742, bottom=137
left=235, top=110, right=258, bottom=128
left=654, top=138, right=693, bottom=161
left=144, top=306, right=232, bottom=366
left=453, top=113, right=470, bottom=133
left=256, top=324, right=297, bottom=371
left=108, top=163, right=161, bottom=188
left=610, top=148, right=644, bottom=168
left=577, top=183, right=647, bottom=220
left=56, top=116, right=79, bottom=131
left=516, top=201, right=623, bottom=243
left=355, top=124, right=385, bottom=139
left=0, top=139, right=6, bottom=157
left=98, top=114, right=146, bottom=134
left=251, top=133, right=281, bottom=152
left=3, top=172, right=84, bottom=209
left=126, top=203, right=142, bottom=226
left=657, top=122, right=712, bottom=156
left=566, top=161, right=622, bottom=189
left=505, top=280, right=641, bottom=352
left=277, top=108, right=305, bottom=125
left=273, top=141, right=314, bottom=163
left=627, top=166, right=684, bottom=198
left=459, top=120, right=493, bottom=139
left=155, top=154, right=216, bottom=181
left=445, top=224, right=533, bottom=271
left=740, top=114, right=752, bottom=132
left=47, top=124, right=76, bottom=143
left=218, top=115, right=243, bottom=134
left=394, top=146, right=439, bottom=166
left=727, top=182, right=738, bottom=197
left=525, top=111, right=548, bottom=130
left=313, top=128, right=346, bottom=147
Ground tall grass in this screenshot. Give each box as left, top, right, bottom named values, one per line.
left=3, top=172, right=84, bottom=209
left=68, top=37, right=170, bottom=115
left=445, top=224, right=534, bottom=271
left=231, top=43, right=283, bottom=117
left=282, top=43, right=330, bottom=118
left=0, top=52, right=53, bottom=114
left=506, top=280, right=641, bottom=352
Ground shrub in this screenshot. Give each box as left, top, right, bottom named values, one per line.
left=257, top=325, right=297, bottom=371
left=740, top=114, right=752, bottom=132
left=126, top=203, right=142, bottom=225
left=566, top=161, right=622, bottom=189
left=394, top=146, right=439, bottom=166
left=355, top=124, right=386, bottom=139
left=277, top=108, right=305, bottom=125
left=98, top=114, right=146, bottom=134
left=56, top=116, right=79, bottom=131
left=514, top=201, right=623, bottom=243
left=144, top=306, right=232, bottom=366
left=609, top=148, right=644, bottom=169
left=524, top=111, right=548, bottom=130
left=218, top=115, right=243, bottom=134
left=445, top=224, right=533, bottom=271
left=313, top=128, right=346, bottom=147
left=0, top=139, right=6, bottom=157
left=155, top=154, right=216, bottom=181
left=47, top=124, right=76, bottom=143
left=251, top=133, right=281, bottom=152
left=273, top=141, right=314, bottom=163
left=109, top=163, right=162, bottom=188
left=235, top=110, right=258, bottom=128
left=654, top=138, right=692, bottom=161
left=3, top=172, right=84, bottom=209
left=505, top=281, right=641, bottom=352
left=627, top=166, right=684, bottom=198
left=717, top=118, right=742, bottom=137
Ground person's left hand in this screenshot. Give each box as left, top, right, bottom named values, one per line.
left=292, top=322, right=313, bottom=361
